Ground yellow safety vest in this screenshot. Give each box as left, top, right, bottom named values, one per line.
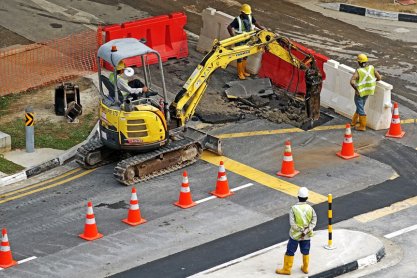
left=290, top=204, right=314, bottom=240
left=235, top=15, right=254, bottom=34
left=356, top=65, right=377, bottom=97
left=109, top=72, right=129, bottom=97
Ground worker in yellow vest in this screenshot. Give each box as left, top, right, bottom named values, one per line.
left=350, top=54, right=382, bottom=131
left=109, top=61, right=148, bottom=100
left=276, top=187, right=317, bottom=275
left=227, top=4, right=265, bottom=80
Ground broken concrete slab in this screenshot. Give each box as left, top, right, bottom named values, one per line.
left=225, top=78, right=274, bottom=99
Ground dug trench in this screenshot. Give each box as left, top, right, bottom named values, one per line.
left=194, top=86, right=333, bottom=131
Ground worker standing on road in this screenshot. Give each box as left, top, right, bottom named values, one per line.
left=350, top=54, right=382, bottom=131
left=276, top=187, right=317, bottom=275
left=109, top=61, right=148, bottom=100
left=227, top=4, right=265, bottom=80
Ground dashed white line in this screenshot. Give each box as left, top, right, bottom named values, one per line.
left=384, top=224, right=417, bottom=239
left=195, top=183, right=254, bottom=204
left=0, top=256, right=37, bottom=270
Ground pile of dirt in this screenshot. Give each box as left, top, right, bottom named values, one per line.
left=235, top=88, right=311, bottom=128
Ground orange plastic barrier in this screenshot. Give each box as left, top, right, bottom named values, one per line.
left=102, top=12, right=189, bottom=69
left=0, top=29, right=100, bottom=96
left=258, top=41, right=328, bottom=95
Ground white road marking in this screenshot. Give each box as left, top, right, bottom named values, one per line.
left=188, top=241, right=287, bottom=277
left=195, top=183, right=254, bottom=204
left=384, top=224, right=417, bottom=239
left=0, top=256, right=37, bottom=270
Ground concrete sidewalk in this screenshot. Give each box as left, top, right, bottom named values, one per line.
left=190, top=229, right=384, bottom=278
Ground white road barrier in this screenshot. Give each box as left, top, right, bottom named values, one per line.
left=196, top=8, right=262, bottom=74
left=321, top=60, right=392, bottom=130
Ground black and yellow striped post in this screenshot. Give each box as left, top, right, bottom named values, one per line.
left=25, top=107, right=35, bottom=153
left=324, top=194, right=336, bottom=250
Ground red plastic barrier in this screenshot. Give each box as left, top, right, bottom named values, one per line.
left=258, top=41, right=329, bottom=95
left=102, top=12, right=188, bottom=70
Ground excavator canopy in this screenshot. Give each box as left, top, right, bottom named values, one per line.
left=97, top=38, right=158, bottom=66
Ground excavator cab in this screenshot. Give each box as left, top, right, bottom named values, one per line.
left=96, top=38, right=170, bottom=152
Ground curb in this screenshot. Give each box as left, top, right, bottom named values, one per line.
left=0, top=121, right=98, bottom=187
left=320, top=3, right=417, bottom=23
left=310, top=247, right=385, bottom=278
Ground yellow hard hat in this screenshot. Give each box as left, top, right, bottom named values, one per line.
left=240, top=4, right=252, bottom=15
left=116, top=61, right=125, bottom=71
left=357, top=54, right=368, bottom=63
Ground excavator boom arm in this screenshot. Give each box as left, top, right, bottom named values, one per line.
left=169, top=30, right=319, bottom=127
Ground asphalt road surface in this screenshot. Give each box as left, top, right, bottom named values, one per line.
left=1, top=1, right=417, bottom=277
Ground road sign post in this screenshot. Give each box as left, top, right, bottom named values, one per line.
left=25, top=107, right=35, bottom=153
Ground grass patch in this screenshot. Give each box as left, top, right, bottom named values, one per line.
left=0, top=155, right=25, bottom=174
left=0, top=93, right=24, bottom=117
left=0, top=112, right=98, bottom=150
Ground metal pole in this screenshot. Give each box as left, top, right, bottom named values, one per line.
left=324, top=194, right=336, bottom=250
left=25, top=106, right=35, bottom=153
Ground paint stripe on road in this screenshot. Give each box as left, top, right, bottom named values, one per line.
left=384, top=224, right=417, bottom=239
left=0, top=256, right=37, bottom=271
left=354, top=195, right=417, bottom=223
left=195, top=183, right=254, bottom=204
left=217, top=127, right=303, bottom=139
left=0, top=169, right=96, bottom=204
left=0, top=168, right=82, bottom=198
left=189, top=241, right=288, bottom=277
left=201, top=152, right=327, bottom=204
left=216, top=119, right=417, bottom=139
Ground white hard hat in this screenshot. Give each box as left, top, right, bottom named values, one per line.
left=124, top=67, right=134, bottom=77
left=298, top=187, right=309, bottom=198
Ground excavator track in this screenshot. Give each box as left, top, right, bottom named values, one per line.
left=75, top=137, right=120, bottom=169
left=113, top=138, right=202, bottom=186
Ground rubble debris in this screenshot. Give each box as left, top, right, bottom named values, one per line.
left=225, top=78, right=274, bottom=99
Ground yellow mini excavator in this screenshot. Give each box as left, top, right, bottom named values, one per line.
left=76, top=30, right=322, bottom=186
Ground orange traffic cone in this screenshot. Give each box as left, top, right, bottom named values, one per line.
left=386, top=102, right=405, bottom=138
left=122, top=187, right=147, bottom=226
left=277, top=141, right=299, bottom=178
left=174, top=171, right=197, bottom=209
left=79, top=201, right=103, bottom=241
left=211, top=161, right=234, bottom=198
left=0, top=228, right=17, bottom=269
left=336, top=124, right=359, bottom=160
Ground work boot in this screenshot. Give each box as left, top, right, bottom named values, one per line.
left=351, top=112, right=359, bottom=127
left=242, top=60, right=251, bottom=77
left=301, top=254, right=309, bottom=274
left=355, top=115, right=367, bottom=131
left=276, top=255, right=294, bottom=275
left=237, top=61, right=246, bottom=80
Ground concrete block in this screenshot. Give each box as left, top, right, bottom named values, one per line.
left=320, top=61, right=393, bottom=130
left=366, top=9, right=398, bottom=20
left=0, top=131, right=11, bottom=153
left=197, top=8, right=262, bottom=75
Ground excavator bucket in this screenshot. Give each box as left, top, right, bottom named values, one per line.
left=304, top=61, right=323, bottom=121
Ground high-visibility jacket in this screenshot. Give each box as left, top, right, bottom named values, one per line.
left=356, top=65, right=377, bottom=97
left=235, top=15, right=254, bottom=34
left=289, top=202, right=317, bottom=241
left=109, top=72, right=143, bottom=97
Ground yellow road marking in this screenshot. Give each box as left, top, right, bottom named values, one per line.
left=309, top=124, right=346, bottom=131
left=217, top=128, right=303, bottom=139
left=201, top=151, right=327, bottom=204
left=0, top=168, right=82, bottom=198
left=0, top=169, right=96, bottom=204
left=354, top=195, right=417, bottom=223
left=217, top=119, right=417, bottom=139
